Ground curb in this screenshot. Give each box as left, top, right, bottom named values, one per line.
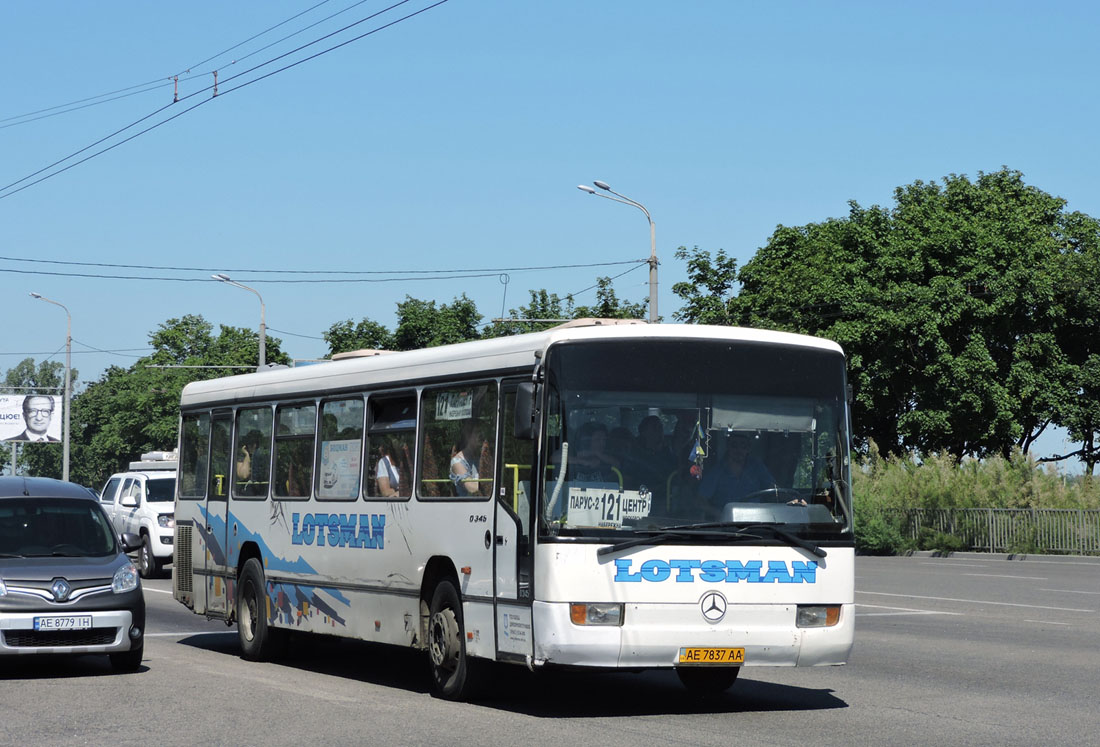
left=899, top=549, right=1100, bottom=564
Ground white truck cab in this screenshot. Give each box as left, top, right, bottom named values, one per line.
left=99, top=451, right=177, bottom=578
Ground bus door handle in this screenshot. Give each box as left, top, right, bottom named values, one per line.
left=495, top=535, right=506, bottom=546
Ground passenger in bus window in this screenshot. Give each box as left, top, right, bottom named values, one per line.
left=626, top=415, right=677, bottom=497
left=449, top=420, right=483, bottom=497
left=571, top=421, right=620, bottom=484
left=698, top=432, right=775, bottom=505
left=376, top=438, right=402, bottom=497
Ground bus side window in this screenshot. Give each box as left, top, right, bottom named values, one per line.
left=419, top=384, right=497, bottom=499
left=365, top=394, right=416, bottom=499
left=234, top=406, right=273, bottom=499
left=317, top=398, right=364, bottom=500
left=179, top=413, right=210, bottom=499
left=274, top=403, right=316, bottom=499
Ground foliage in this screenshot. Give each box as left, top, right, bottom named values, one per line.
left=326, top=278, right=647, bottom=356
left=65, top=315, right=288, bottom=489
left=714, top=168, right=1100, bottom=468
left=671, top=246, right=740, bottom=325
left=324, top=319, right=394, bottom=356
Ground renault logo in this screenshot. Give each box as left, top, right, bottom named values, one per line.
left=700, top=590, right=727, bottom=623
left=51, top=578, right=71, bottom=602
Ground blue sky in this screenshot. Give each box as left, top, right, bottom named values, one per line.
left=1, top=1, right=1096, bottom=469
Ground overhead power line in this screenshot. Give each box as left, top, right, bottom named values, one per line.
left=0, top=254, right=643, bottom=275
left=0, top=0, right=339, bottom=128
left=0, top=0, right=448, bottom=201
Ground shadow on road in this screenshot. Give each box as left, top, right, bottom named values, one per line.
left=175, top=630, right=848, bottom=716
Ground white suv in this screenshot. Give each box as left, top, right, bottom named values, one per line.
left=99, top=451, right=177, bottom=578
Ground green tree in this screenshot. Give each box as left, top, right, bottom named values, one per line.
left=69, top=315, right=288, bottom=489
left=695, top=168, right=1099, bottom=466
left=672, top=246, right=740, bottom=325
left=324, top=318, right=394, bottom=356
left=567, top=277, right=648, bottom=321
left=392, top=294, right=482, bottom=351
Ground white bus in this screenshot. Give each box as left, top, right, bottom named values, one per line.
left=172, top=321, right=854, bottom=699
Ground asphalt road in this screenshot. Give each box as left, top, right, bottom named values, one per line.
left=1, top=554, right=1097, bottom=747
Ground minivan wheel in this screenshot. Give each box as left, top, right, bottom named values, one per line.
left=110, top=645, right=143, bottom=673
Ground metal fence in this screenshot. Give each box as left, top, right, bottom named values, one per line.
left=897, top=508, right=1100, bottom=555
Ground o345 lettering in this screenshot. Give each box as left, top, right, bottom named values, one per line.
left=469, top=514, right=488, bottom=523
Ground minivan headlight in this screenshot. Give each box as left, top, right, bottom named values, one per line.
left=0, top=577, right=7, bottom=597
left=157, top=514, right=175, bottom=529
left=113, top=563, right=139, bottom=594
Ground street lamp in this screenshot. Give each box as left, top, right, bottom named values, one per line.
left=577, top=180, right=658, bottom=323
left=212, top=274, right=266, bottom=369
left=29, top=292, right=71, bottom=481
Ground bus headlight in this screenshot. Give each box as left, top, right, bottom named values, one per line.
left=569, top=602, right=623, bottom=626
left=796, top=605, right=841, bottom=628
left=0, top=577, right=6, bottom=597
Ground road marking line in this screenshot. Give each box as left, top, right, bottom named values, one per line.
left=143, top=587, right=172, bottom=594
left=918, top=562, right=989, bottom=568
left=1023, top=620, right=1071, bottom=626
left=856, top=603, right=960, bottom=616
left=144, top=631, right=234, bottom=638
left=962, top=573, right=1047, bottom=580
left=857, top=590, right=1093, bottom=613
left=1039, top=588, right=1100, bottom=595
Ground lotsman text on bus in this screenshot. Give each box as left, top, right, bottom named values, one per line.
left=291, top=512, right=385, bottom=549
left=613, top=558, right=818, bottom=583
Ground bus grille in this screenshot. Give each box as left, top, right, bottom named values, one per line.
left=175, top=524, right=193, bottom=594
left=4, top=628, right=117, bottom=647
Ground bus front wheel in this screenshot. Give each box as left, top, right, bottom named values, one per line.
left=237, top=558, right=284, bottom=661
left=427, top=579, right=482, bottom=700
left=676, top=666, right=740, bottom=694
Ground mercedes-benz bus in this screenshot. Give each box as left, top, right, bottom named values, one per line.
left=173, top=320, right=854, bottom=699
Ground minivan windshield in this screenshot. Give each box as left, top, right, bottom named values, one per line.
left=540, top=339, right=852, bottom=542
left=0, top=498, right=117, bottom=557
left=146, top=477, right=175, bottom=502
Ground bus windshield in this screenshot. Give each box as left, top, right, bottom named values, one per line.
left=540, top=339, right=851, bottom=540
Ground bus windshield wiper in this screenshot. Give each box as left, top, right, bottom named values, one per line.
left=640, top=521, right=827, bottom=559
left=597, top=528, right=739, bottom=557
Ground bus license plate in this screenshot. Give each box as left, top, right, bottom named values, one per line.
left=678, top=647, right=745, bottom=665
left=34, top=615, right=92, bottom=631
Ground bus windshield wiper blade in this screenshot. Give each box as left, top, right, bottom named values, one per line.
left=737, top=523, right=826, bottom=558
left=597, top=528, right=737, bottom=557
left=658, top=521, right=827, bottom=559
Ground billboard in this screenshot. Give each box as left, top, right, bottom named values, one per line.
left=0, top=394, right=63, bottom=442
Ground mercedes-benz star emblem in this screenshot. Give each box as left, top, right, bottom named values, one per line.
left=51, top=578, right=71, bottom=602
left=700, top=590, right=728, bottom=623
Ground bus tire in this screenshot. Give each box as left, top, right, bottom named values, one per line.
left=676, top=666, right=740, bottom=694
left=138, top=533, right=161, bottom=579
left=427, top=579, right=482, bottom=700
left=237, top=558, right=283, bottom=661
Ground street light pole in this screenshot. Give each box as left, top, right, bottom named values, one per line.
left=212, top=274, right=266, bottom=370
left=29, top=292, right=71, bottom=481
left=577, top=180, right=658, bottom=323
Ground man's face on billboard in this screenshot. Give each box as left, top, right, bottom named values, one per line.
left=24, top=396, right=53, bottom=435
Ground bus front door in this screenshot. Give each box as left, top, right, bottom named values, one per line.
left=201, top=414, right=232, bottom=617
left=495, top=386, right=534, bottom=659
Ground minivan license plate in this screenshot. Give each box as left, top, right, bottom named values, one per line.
left=34, top=615, right=92, bottom=631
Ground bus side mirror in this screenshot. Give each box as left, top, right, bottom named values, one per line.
left=514, top=382, right=538, bottom=440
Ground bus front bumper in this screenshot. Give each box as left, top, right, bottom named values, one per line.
left=531, top=601, right=854, bottom=669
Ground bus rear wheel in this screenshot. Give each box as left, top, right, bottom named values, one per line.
left=676, top=666, right=740, bottom=694
left=427, top=579, right=482, bottom=700
left=237, top=558, right=284, bottom=661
